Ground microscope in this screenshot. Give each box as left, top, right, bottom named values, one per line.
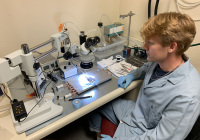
left=0, top=29, right=70, bottom=134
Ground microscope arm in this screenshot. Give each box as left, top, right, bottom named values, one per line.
left=0, top=49, right=37, bottom=83
left=0, top=30, right=69, bottom=93
left=0, top=57, right=21, bottom=84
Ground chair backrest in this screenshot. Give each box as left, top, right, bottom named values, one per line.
left=185, top=115, right=200, bottom=140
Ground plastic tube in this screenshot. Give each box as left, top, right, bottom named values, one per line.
left=86, top=29, right=97, bottom=36
left=63, top=21, right=81, bottom=34
left=62, top=21, right=82, bottom=44
left=100, top=14, right=112, bottom=24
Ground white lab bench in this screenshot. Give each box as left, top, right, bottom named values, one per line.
left=0, top=78, right=143, bottom=140
left=0, top=46, right=144, bottom=140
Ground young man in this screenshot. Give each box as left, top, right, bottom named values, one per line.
left=89, top=12, right=200, bottom=140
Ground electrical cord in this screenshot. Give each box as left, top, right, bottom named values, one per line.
left=0, top=84, right=11, bottom=118
left=19, top=80, right=52, bottom=122
left=190, top=43, right=200, bottom=47
left=148, top=0, right=152, bottom=19
left=19, top=63, right=54, bottom=122
left=154, top=0, right=160, bottom=16
left=42, top=61, right=60, bottom=82
left=42, top=54, right=66, bottom=83
left=148, top=0, right=160, bottom=18
left=1, top=84, right=12, bottom=103
left=0, top=92, right=5, bottom=102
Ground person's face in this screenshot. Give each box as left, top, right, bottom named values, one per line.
left=142, top=36, right=169, bottom=63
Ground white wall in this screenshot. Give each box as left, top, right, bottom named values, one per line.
left=119, top=0, right=200, bottom=72
left=0, top=0, right=120, bottom=57
left=1, top=0, right=200, bottom=72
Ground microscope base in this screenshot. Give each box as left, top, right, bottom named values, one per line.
left=10, top=96, right=63, bottom=134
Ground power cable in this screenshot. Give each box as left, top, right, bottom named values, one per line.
left=148, top=0, right=160, bottom=18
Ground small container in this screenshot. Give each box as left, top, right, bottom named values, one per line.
left=96, top=22, right=106, bottom=47
left=116, top=55, right=123, bottom=62
left=79, top=31, right=87, bottom=45
left=123, top=47, right=131, bottom=58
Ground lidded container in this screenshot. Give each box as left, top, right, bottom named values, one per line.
left=96, top=22, right=106, bottom=47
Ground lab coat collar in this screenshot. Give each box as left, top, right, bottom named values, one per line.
left=167, top=57, right=191, bottom=85
left=145, top=55, right=191, bottom=87
left=144, top=63, right=168, bottom=88
left=145, top=76, right=168, bottom=88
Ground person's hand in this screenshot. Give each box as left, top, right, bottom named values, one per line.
left=101, top=134, right=113, bottom=140
left=118, top=74, right=134, bottom=88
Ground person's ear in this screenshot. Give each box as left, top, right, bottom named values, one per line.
left=168, top=42, right=177, bottom=53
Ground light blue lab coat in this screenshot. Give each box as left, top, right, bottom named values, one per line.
left=113, top=57, right=200, bottom=140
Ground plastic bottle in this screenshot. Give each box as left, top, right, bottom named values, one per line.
left=96, top=22, right=106, bottom=47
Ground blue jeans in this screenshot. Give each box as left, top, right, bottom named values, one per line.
left=88, top=98, right=135, bottom=133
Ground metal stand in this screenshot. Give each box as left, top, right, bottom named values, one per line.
left=120, top=11, right=135, bottom=47
left=10, top=93, right=63, bottom=134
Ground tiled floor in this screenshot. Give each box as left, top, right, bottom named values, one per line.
left=42, top=115, right=96, bottom=140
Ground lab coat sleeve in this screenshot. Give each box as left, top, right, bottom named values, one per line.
left=114, top=96, right=200, bottom=140
left=129, top=62, right=152, bottom=80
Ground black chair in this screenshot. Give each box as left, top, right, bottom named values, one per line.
left=185, top=115, right=200, bottom=140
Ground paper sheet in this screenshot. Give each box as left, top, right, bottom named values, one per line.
left=108, top=61, right=137, bottom=78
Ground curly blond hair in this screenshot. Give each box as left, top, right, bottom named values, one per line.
left=140, top=12, right=196, bottom=55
